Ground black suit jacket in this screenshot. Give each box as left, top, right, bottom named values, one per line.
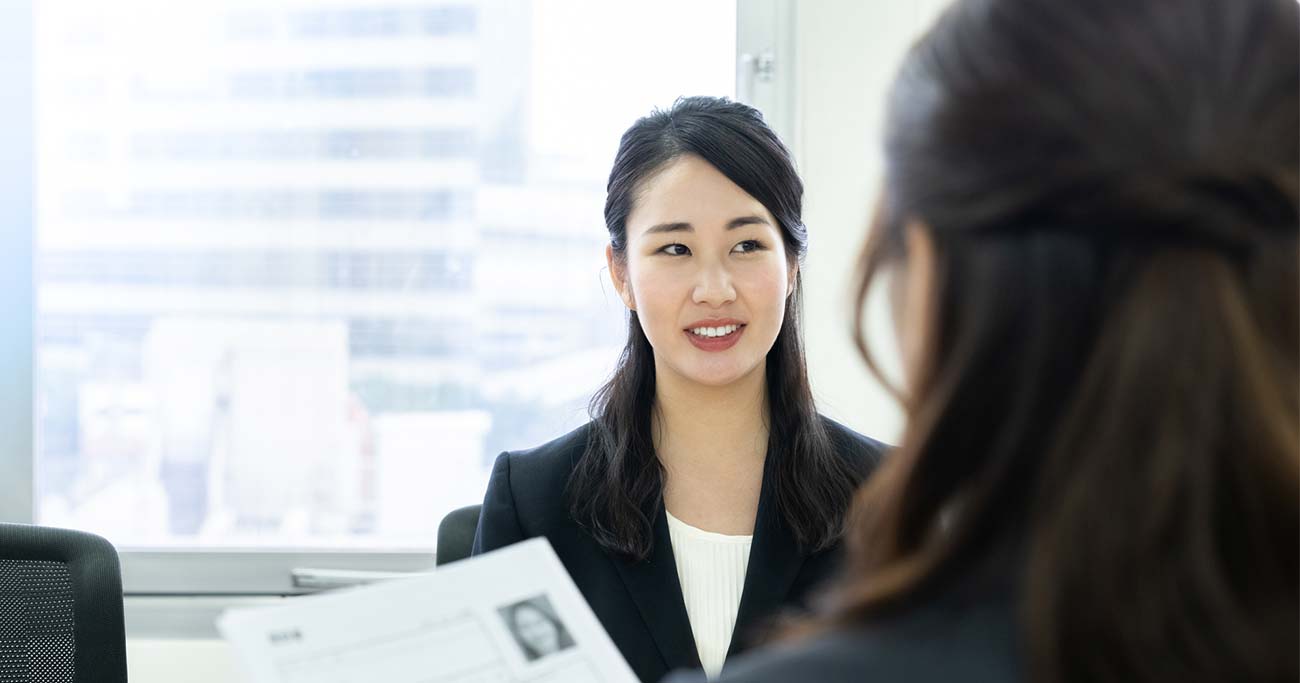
left=471, top=417, right=886, bottom=683
left=661, top=566, right=1023, bottom=683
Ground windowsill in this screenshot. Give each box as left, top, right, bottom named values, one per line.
left=126, top=594, right=288, bottom=639
left=126, top=638, right=239, bottom=683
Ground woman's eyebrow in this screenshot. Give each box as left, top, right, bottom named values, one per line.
left=644, top=221, right=692, bottom=235
left=643, top=215, right=770, bottom=235
left=726, top=215, right=770, bottom=229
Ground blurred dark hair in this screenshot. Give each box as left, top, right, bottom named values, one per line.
left=827, top=0, right=1299, bottom=681
left=568, top=96, right=866, bottom=561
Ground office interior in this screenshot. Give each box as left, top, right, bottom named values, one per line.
left=0, top=1, right=957, bottom=680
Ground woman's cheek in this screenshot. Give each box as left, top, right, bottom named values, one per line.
left=741, top=266, right=788, bottom=306
left=630, top=271, right=682, bottom=336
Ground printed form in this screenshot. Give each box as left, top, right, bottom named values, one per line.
left=218, top=538, right=639, bottom=683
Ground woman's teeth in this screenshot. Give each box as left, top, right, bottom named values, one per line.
left=688, top=324, right=741, bottom=338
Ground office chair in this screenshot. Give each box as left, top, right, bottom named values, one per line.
left=435, top=504, right=481, bottom=566
left=0, top=523, right=128, bottom=683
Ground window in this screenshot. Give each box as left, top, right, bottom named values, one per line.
left=4, top=0, right=794, bottom=619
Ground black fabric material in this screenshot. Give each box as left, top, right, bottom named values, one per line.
left=662, top=556, right=1024, bottom=683
left=0, top=559, right=74, bottom=683
left=0, top=524, right=127, bottom=683
left=471, top=417, right=887, bottom=683
left=435, top=504, right=481, bottom=566
left=662, top=572, right=1023, bottom=683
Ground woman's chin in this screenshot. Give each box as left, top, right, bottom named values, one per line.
left=653, top=343, right=767, bottom=390
left=676, top=360, right=763, bottom=389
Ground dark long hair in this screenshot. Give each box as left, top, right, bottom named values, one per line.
left=568, top=96, right=865, bottom=561
left=826, top=0, right=1299, bottom=681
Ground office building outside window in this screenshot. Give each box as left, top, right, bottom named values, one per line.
left=32, top=0, right=740, bottom=554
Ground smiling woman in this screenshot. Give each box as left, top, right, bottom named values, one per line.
left=470, top=97, right=888, bottom=683
left=614, top=155, right=796, bottom=388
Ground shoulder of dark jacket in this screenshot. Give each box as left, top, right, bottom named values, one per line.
left=817, top=413, right=890, bottom=477
left=494, top=421, right=594, bottom=526
left=694, top=579, right=1021, bottom=683
left=501, top=420, right=592, bottom=479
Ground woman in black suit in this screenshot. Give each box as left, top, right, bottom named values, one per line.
left=472, top=96, right=887, bottom=683
left=669, top=0, right=1299, bottom=681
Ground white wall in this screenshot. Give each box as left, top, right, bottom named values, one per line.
left=797, top=0, right=952, bottom=445
left=125, top=3, right=950, bottom=680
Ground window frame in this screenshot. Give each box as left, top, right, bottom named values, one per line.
left=1, top=0, right=797, bottom=636
left=1, top=0, right=36, bottom=530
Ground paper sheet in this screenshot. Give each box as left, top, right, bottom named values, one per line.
left=217, top=538, right=639, bottom=683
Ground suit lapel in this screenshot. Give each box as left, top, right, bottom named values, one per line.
left=610, top=505, right=702, bottom=671
left=726, top=453, right=806, bottom=658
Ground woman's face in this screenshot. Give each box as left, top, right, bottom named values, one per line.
left=513, top=604, right=561, bottom=654
left=610, top=154, right=796, bottom=389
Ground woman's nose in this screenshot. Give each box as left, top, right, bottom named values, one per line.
left=691, top=262, right=736, bottom=306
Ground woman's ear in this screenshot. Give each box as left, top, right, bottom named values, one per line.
left=606, top=243, right=636, bottom=311
left=787, top=262, right=799, bottom=299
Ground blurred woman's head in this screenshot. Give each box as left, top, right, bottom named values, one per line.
left=837, top=0, right=1298, bottom=680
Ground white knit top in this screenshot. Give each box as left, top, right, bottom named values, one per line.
left=665, top=510, right=754, bottom=680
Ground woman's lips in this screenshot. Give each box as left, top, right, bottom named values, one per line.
left=684, top=324, right=746, bottom=351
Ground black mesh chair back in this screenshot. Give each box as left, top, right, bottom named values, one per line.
left=435, top=504, right=481, bottom=566
left=0, top=524, right=127, bottom=683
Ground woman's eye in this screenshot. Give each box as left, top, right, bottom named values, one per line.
left=659, top=243, right=690, bottom=256
left=732, top=239, right=763, bottom=254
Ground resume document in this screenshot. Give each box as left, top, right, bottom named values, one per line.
left=218, top=538, right=639, bottom=683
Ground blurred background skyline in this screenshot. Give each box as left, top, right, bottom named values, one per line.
left=33, top=0, right=736, bottom=549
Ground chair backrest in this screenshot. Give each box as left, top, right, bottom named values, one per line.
left=436, top=504, right=481, bottom=566
left=0, top=524, right=127, bottom=683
